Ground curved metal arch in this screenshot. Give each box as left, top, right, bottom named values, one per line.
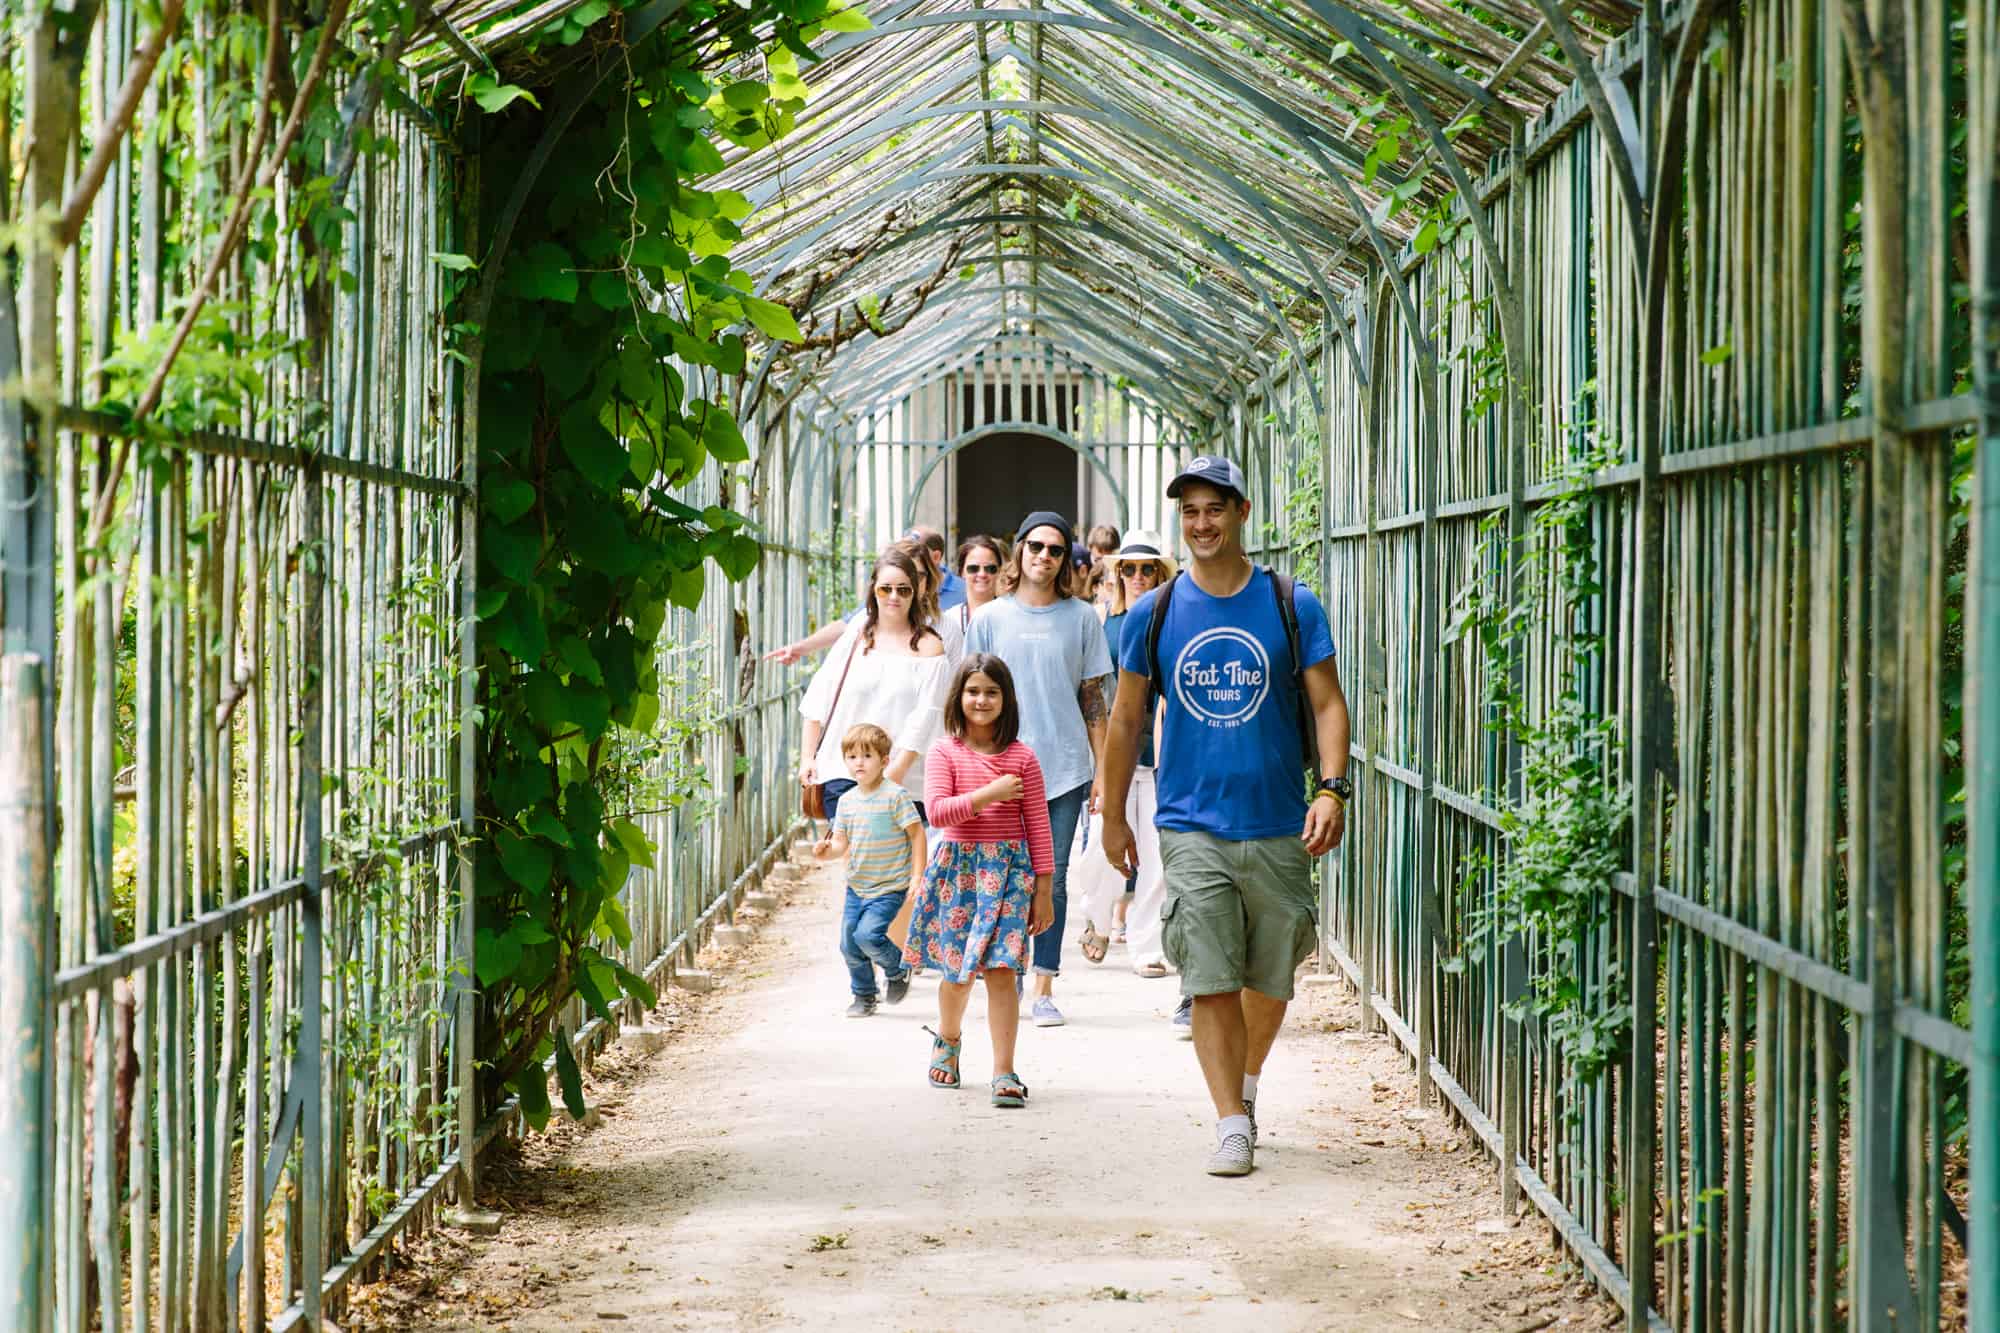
left=747, top=201, right=1298, bottom=429
left=829, top=297, right=1222, bottom=426
left=901, top=421, right=1130, bottom=530
left=750, top=159, right=1267, bottom=341
left=739, top=98, right=1332, bottom=407
left=836, top=330, right=1207, bottom=439
left=752, top=127, right=1312, bottom=332
left=798, top=6, right=1438, bottom=393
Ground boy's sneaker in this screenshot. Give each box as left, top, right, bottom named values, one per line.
left=1206, top=1131, right=1254, bottom=1177
left=885, top=973, right=911, bottom=1005
left=845, top=996, right=878, bottom=1018
left=1172, top=996, right=1193, bottom=1038
left=1031, top=997, right=1065, bottom=1027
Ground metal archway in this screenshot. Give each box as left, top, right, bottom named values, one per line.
left=901, top=420, right=1132, bottom=531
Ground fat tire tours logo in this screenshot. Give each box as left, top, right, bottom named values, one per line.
left=1173, top=627, right=1270, bottom=728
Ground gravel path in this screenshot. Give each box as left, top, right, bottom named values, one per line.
left=362, top=847, right=1616, bottom=1332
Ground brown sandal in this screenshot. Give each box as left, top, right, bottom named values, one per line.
left=1079, top=922, right=1110, bottom=964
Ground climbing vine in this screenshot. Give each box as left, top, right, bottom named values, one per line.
left=464, top=0, right=863, bottom=1124
left=1449, top=440, right=1631, bottom=1089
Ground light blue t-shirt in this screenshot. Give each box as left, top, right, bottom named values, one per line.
left=1119, top=569, right=1335, bottom=841
left=965, top=595, right=1112, bottom=799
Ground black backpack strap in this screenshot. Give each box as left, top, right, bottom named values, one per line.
left=1265, top=565, right=1319, bottom=775
left=1145, top=572, right=1179, bottom=706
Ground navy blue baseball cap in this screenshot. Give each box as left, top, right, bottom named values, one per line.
left=1166, top=454, right=1248, bottom=500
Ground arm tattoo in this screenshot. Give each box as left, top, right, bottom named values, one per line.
left=1079, top=677, right=1108, bottom=724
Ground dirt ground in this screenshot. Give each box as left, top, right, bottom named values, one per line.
left=347, top=847, right=1622, bottom=1332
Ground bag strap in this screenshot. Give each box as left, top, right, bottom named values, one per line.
left=1144, top=571, right=1180, bottom=706
left=1264, top=565, right=1319, bottom=776
left=822, top=632, right=862, bottom=739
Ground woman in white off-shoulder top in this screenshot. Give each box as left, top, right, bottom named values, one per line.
left=799, top=546, right=953, bottom=823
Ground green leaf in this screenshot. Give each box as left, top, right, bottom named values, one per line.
left=470, top=74, right=540, bottom=114
left=513, top=242, right=578, bottom=303
left=433, top=251, right=478, bottom=271
left=499, top=834, right=554, bottom=893
left=715, top=532, right=761, bottom=581
left=1413, top=219, right=1440, bottom=255
left=610, top=959, right=658, bottom=1010
left=820, top=2, right=872, bottom=31
left=743, top=296, right=802, bottom=342
left=572, top=959, right=617, bottom=1025
left=558, top=634, right=606, bottom=686
left=721, top=80, right=769, bottom=110
left=1700, top=342, right=1734, bottom=366
left=701, top=406, right=750, bottom=462
left=553, top=1029, right=587, bottom=1119
left=610, top=817, right=656, bottom=870
left=474, top=926, right=522, bottom=986
left=487, top=477, right=537, bottom=524
left=513, top=1063, right=552, bottom=1131
left=559, top=405, right=630, bottom=492
left=668, top=565, right=706, bottom=610
left=525, top=805, right=574, bottom=848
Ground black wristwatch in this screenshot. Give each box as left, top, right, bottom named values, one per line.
left=1315, top=774, right=1352, bottom=805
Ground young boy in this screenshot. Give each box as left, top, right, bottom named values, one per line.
left=813, top=724, right=927, bottom=1017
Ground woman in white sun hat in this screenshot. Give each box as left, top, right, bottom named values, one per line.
left=1073, top=531, right=1177, bottom=976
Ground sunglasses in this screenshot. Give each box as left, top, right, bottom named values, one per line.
left=963, top=562, right=999, bottom=575
left=1021, top=538, right=1064, bottom=557
left=1121, top=563, right=1161, bottom=579
left=874, top=583, right=913, bottom=598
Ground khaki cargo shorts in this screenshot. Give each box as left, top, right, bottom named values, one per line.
left=1158, top=829, right=1319, bottom=1001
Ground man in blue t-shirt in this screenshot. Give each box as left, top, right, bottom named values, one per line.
left=1100, top=456, right=1352, bottom=1179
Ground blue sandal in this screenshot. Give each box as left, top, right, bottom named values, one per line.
left=990, top=1073, right=1029, bottom=1108
left=923, top=1026, right=962, bottom=1089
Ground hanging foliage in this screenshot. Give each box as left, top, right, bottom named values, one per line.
left=462, top=0, right=859, bottom=1122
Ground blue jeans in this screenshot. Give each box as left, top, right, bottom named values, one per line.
left=1032, top=782, right=1091, bottom=977
left=841, top=887, right=909, bottom=998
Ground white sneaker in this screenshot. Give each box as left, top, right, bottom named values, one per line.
left=1206, top=1131, right=1254, bottom=1177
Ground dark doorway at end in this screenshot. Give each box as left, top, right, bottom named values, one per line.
left=954, top=432, right=1080, bottom=545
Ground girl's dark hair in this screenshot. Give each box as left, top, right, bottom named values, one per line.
left=999, top=524, right=1075, bottom=599
left=955, top=534, right=1006, bottom=572
left=943, top=653, right=1020, bottom=748
left=863, top=546, right=936, bottom=652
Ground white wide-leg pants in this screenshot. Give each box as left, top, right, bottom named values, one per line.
left=1072, top=766, right=1168, bottom=973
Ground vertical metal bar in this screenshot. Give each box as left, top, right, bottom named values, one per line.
left=1848, top=18, right=1919, bottom=1325
left=456, top=143, right=484, bottom=1212
left=300, top=455, right=327, bottom=1329
left=1969, top=0, right=2000, bottom=1316
left=0, top=656, right=50, bottom=1332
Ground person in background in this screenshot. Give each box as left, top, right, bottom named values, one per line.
left=1085, top=523, right=1121, bottom=617
left=952, top=534, right=1007, bottom=625
left=967, top=511, right=1112, bottom=1028
left=814, top=724, right=925, bottom=1017
left=1074, top=532, right=1176, bottom=977
left=765, top=526, right=963, bottom=665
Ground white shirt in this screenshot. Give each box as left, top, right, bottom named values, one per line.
left=801, top=622, right=953, bottom=791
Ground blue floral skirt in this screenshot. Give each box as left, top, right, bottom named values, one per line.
left=902, top=839, right=1034, bottom=982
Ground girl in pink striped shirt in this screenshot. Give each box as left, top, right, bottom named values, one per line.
left=903, top=654, right=1055, bottom=1107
